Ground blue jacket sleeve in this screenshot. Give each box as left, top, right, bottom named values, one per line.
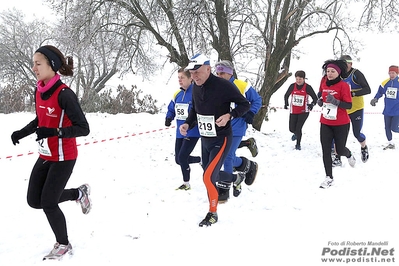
left=166, top=100, right=176, bottom=120
left=374, top=85, right=385, bottom=99
left=245, top=87, right=262, bottom=114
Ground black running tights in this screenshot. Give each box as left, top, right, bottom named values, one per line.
left=289, top=112, right=309, bottom=145
left=320, top=123, right=350, bottom=178
left=27, top=158, right=79, bottom=245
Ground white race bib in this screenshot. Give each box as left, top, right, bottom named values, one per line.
left=197, top=114, right=217, bottom=137
left=37, top=138, right=52, bottom=156
left=322, top=103, right=338, bottom=120
left=386, top=87, right=398, bottom=99
left=292, top=95, right=305, bottom=106
left=175, top=103, right=189, bottom=120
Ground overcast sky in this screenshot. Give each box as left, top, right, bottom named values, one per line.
left=0, top=0, right=53, bottom=19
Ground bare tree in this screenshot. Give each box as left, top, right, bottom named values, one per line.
left=52, top=1, right=152, bottom=100
left=0, top=9, right=54, bottom=105
left=44, top=0, right=398, bottom=129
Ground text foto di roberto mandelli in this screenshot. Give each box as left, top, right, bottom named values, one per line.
left=328, top=241, right=390, bottom=246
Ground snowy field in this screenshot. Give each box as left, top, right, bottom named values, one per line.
left=0, top=102, right=397, bottom=265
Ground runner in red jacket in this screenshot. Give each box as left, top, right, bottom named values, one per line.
left=11, top=45, right=91, bottom=260
left=317, top=59, right=356, bottom=189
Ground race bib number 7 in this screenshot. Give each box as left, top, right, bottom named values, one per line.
left=197, top=114, right=217, bottom=137
left=322, top=103, right=338, bottom=120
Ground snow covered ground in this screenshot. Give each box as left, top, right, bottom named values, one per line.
left=0, top=102, right=397, bottom=265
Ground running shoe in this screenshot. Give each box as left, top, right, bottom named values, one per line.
left=247, top=137, right=258, bottom=157
left=233, top=173, right=245, bottom=197
left=199, top=212, right=218, bottom=227
left=43, top=242, right=72, bottom=260
left=77, top=184, right=92, bottom=215
left=332, top=155, right=342, bottom=167
left=383, top=144, right=395, bottom=150
left=176, top=183, right=191, bottom=191
left=361, top=146, right=369, bottom=163
left=320, top=176, right=334, bottom=189
left=348, top=153, right=356, bottom=167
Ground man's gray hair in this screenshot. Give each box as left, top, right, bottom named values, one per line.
left=215, top=60, right=235, bottom=70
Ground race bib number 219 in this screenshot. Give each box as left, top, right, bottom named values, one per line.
left=197, top=114, right=217, bottom=137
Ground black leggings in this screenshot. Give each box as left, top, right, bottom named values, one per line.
left=27, top=158, right=79, bottom=245
left=175, top=137, right=200, bottom=182
left=289, top=112, right=309, bottom=145
left=320, top=123, right=351, bottom=178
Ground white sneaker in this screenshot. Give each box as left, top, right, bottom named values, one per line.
left=43, top=242, right=73, bottom=260
left=348, top=154, right=356, bottom=167
left=77, top=184, right=92, bottom=214
left=320, top=176, right=334, bottom=189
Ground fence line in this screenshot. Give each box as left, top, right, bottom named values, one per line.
left=1, top=107, right=384, bottom=160
left=0, top=126, right=175, bottom=160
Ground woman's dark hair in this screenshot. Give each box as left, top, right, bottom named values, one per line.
left=41, top=45, right=74, bottom=76
left=321, top=59, right=347, bottom=77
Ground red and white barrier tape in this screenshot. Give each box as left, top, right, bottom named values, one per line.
left=0, top=108, right=383, bottom=160
left=1, top=126, right=175, bottom=160
left=272, top=106, right=383, bottom=115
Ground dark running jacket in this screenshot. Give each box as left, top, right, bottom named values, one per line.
left=185, top=73, right=250, bottom=137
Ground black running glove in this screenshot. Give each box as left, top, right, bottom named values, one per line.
left=11, top=131, right=24, bottom=145
left=370, top=98, right=378, bottom=106
left=307, top=103, right=314, bottom=111
left=165, top=118, right=172, bottom=127
left=317, top=97, right=323, bottom=107
left=36, top=127, right=58, bottom=141
left=326, top=93, right=340, bottom=106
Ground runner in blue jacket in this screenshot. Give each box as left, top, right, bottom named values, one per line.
left=165, top=68, right=201, bottom=190
left=370, top=65, right=399, bottom=150
left=215, top=60, right=262, bottom=201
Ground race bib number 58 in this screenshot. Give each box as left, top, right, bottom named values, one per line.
left=175, top=103, right=189, bottom=120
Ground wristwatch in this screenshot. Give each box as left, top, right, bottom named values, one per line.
left=57, top=128, right=63, bottom=137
